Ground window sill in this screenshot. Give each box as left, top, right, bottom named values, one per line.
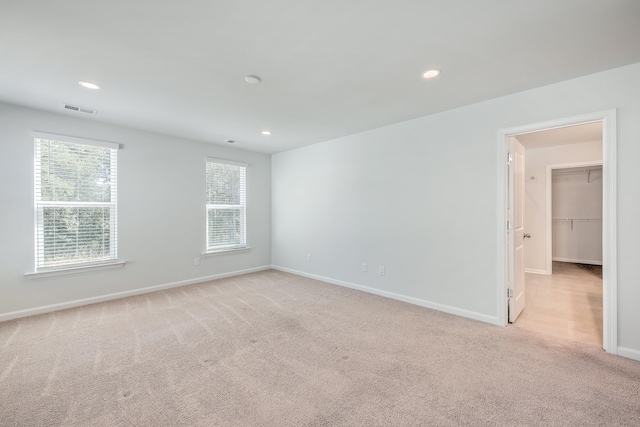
left=25, top=260, right=126, bottom=279
left=203, top=247, right=251, bottom=257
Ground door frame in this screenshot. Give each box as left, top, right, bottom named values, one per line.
left=496, top=109, right=617, bottom=354
left=546, top=160, right=603, bottom=271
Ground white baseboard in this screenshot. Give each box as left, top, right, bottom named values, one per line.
left=525, top=268, right=551, bottom=275
left=0, top=265, right=272, bottom=322
left=552, top=257, right=602, bottom=266
left=617, top=346, right=640, bottom=362
left=271, top=265, right=500, bottom=326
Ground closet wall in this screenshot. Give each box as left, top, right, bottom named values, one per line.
left=552, top=168, right=603, bottom=264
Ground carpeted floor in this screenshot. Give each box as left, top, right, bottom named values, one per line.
left=1, top=269, right=639, bottom=426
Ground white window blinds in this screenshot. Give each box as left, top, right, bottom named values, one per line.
left=34, top=136, right=118, bottom=269
left=205, top=158, right=247, bottom=251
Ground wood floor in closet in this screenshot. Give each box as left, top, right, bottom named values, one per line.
left=514, top=261, right=603, bottom=347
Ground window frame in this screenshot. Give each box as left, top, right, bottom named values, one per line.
left=205, top=157, right=247, bottom=254
left=32, top=132, right=120, bottom=272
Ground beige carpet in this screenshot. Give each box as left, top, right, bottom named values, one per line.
left=1, top=270, right=639, bottom=426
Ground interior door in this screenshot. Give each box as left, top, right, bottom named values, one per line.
left=509, top=137, right=526, bottom=322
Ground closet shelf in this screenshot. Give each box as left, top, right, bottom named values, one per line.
left=552, top=168, right=602, bottom=183
left=552, top=218, right=602, bottom=230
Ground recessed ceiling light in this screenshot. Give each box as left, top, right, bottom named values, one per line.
left=79, top=81, right=101, bottom=90
left=261, top=131, right=271, bottom=135
left=245, top=75, right=262, bottom=85
left=422, top=69, right=440, bottom=79
left=225, top=139, right=236, bottom=144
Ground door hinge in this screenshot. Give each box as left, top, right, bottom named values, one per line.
left=507, top=289, right=514, bottom=298
left=507, top=220, right=512, bottom=230
left=507, top=152, right=513, bottom=163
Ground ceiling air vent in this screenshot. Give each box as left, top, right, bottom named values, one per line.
left=62, top=103, right=98, bottom=115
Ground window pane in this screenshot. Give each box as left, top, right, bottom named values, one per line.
left=206, top=162, right=242, bottom=204
left=38, top=139, right=112, bottom=202
left=207, top=208, right=242, bottom=248
left=41, top=206, right=111, bottom=267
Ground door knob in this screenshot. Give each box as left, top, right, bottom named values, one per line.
left=524, top=233, right=531, bottom=238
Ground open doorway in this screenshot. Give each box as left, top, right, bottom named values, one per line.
left=513, top=126, right=603, bottom=346
left=497, top=110, right=617, bottom=355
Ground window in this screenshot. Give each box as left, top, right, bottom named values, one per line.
left=34, top=134, right=119, bottom=270
left=205, top=158, right=247, bottom=252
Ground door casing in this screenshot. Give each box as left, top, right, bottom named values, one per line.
left=496, top=109, right=617, bottom=354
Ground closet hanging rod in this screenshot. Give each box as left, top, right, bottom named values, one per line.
left=552, top=218, right=602, bottom=221
left=551, top=168, right=601, bottom=175
left=552, top=218, right=602, bottom=230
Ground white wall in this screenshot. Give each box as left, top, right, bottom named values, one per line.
left=552, top=167, right=603, bottom=265
left=0, top=103, right=271, bottom=318
left=272, top=62, right=640, bottom=358
left=523, top=141, right=602, bottom=273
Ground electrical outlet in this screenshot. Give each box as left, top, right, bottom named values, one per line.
left=379, top=266, right=385, bottom=276
left=362, top=263, right=368, bottom=272
left=194, top=257, right=200, bottom=266
left=307, top=254, right=311, bottom=262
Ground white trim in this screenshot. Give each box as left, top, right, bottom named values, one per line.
left=601, top=110, right=618, bottom=354
left=25, top=260, right=126, bottom=278
left=31, top=131, right=120, bottom=149
left=202, top=247, right=251, bottom=256
left=498, top=114, right=605, bottom=138
left=205, top=159, right=247, bottom=252
left=205, top=157, right=247, bottom=168
left=33, top=138, right=119, bottom=270
left=552, top=257, right=602, bottom=266
left=272, top=265, right=501, bottom=326
left=497, top=109, right=617, bottom=355
left=546, top=160, right=602, bottom=275
left=4, top=265, right=272, bottom=322
left=617, top=347, right=640, bottom=362
left=524, top=268, right=550, bottom=275
left=496, top=132, right=509, bottom=326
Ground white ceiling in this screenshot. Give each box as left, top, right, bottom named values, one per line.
left=1, top=1, right=639, bottom=154
left=516, top=122, right=603, bottom=149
